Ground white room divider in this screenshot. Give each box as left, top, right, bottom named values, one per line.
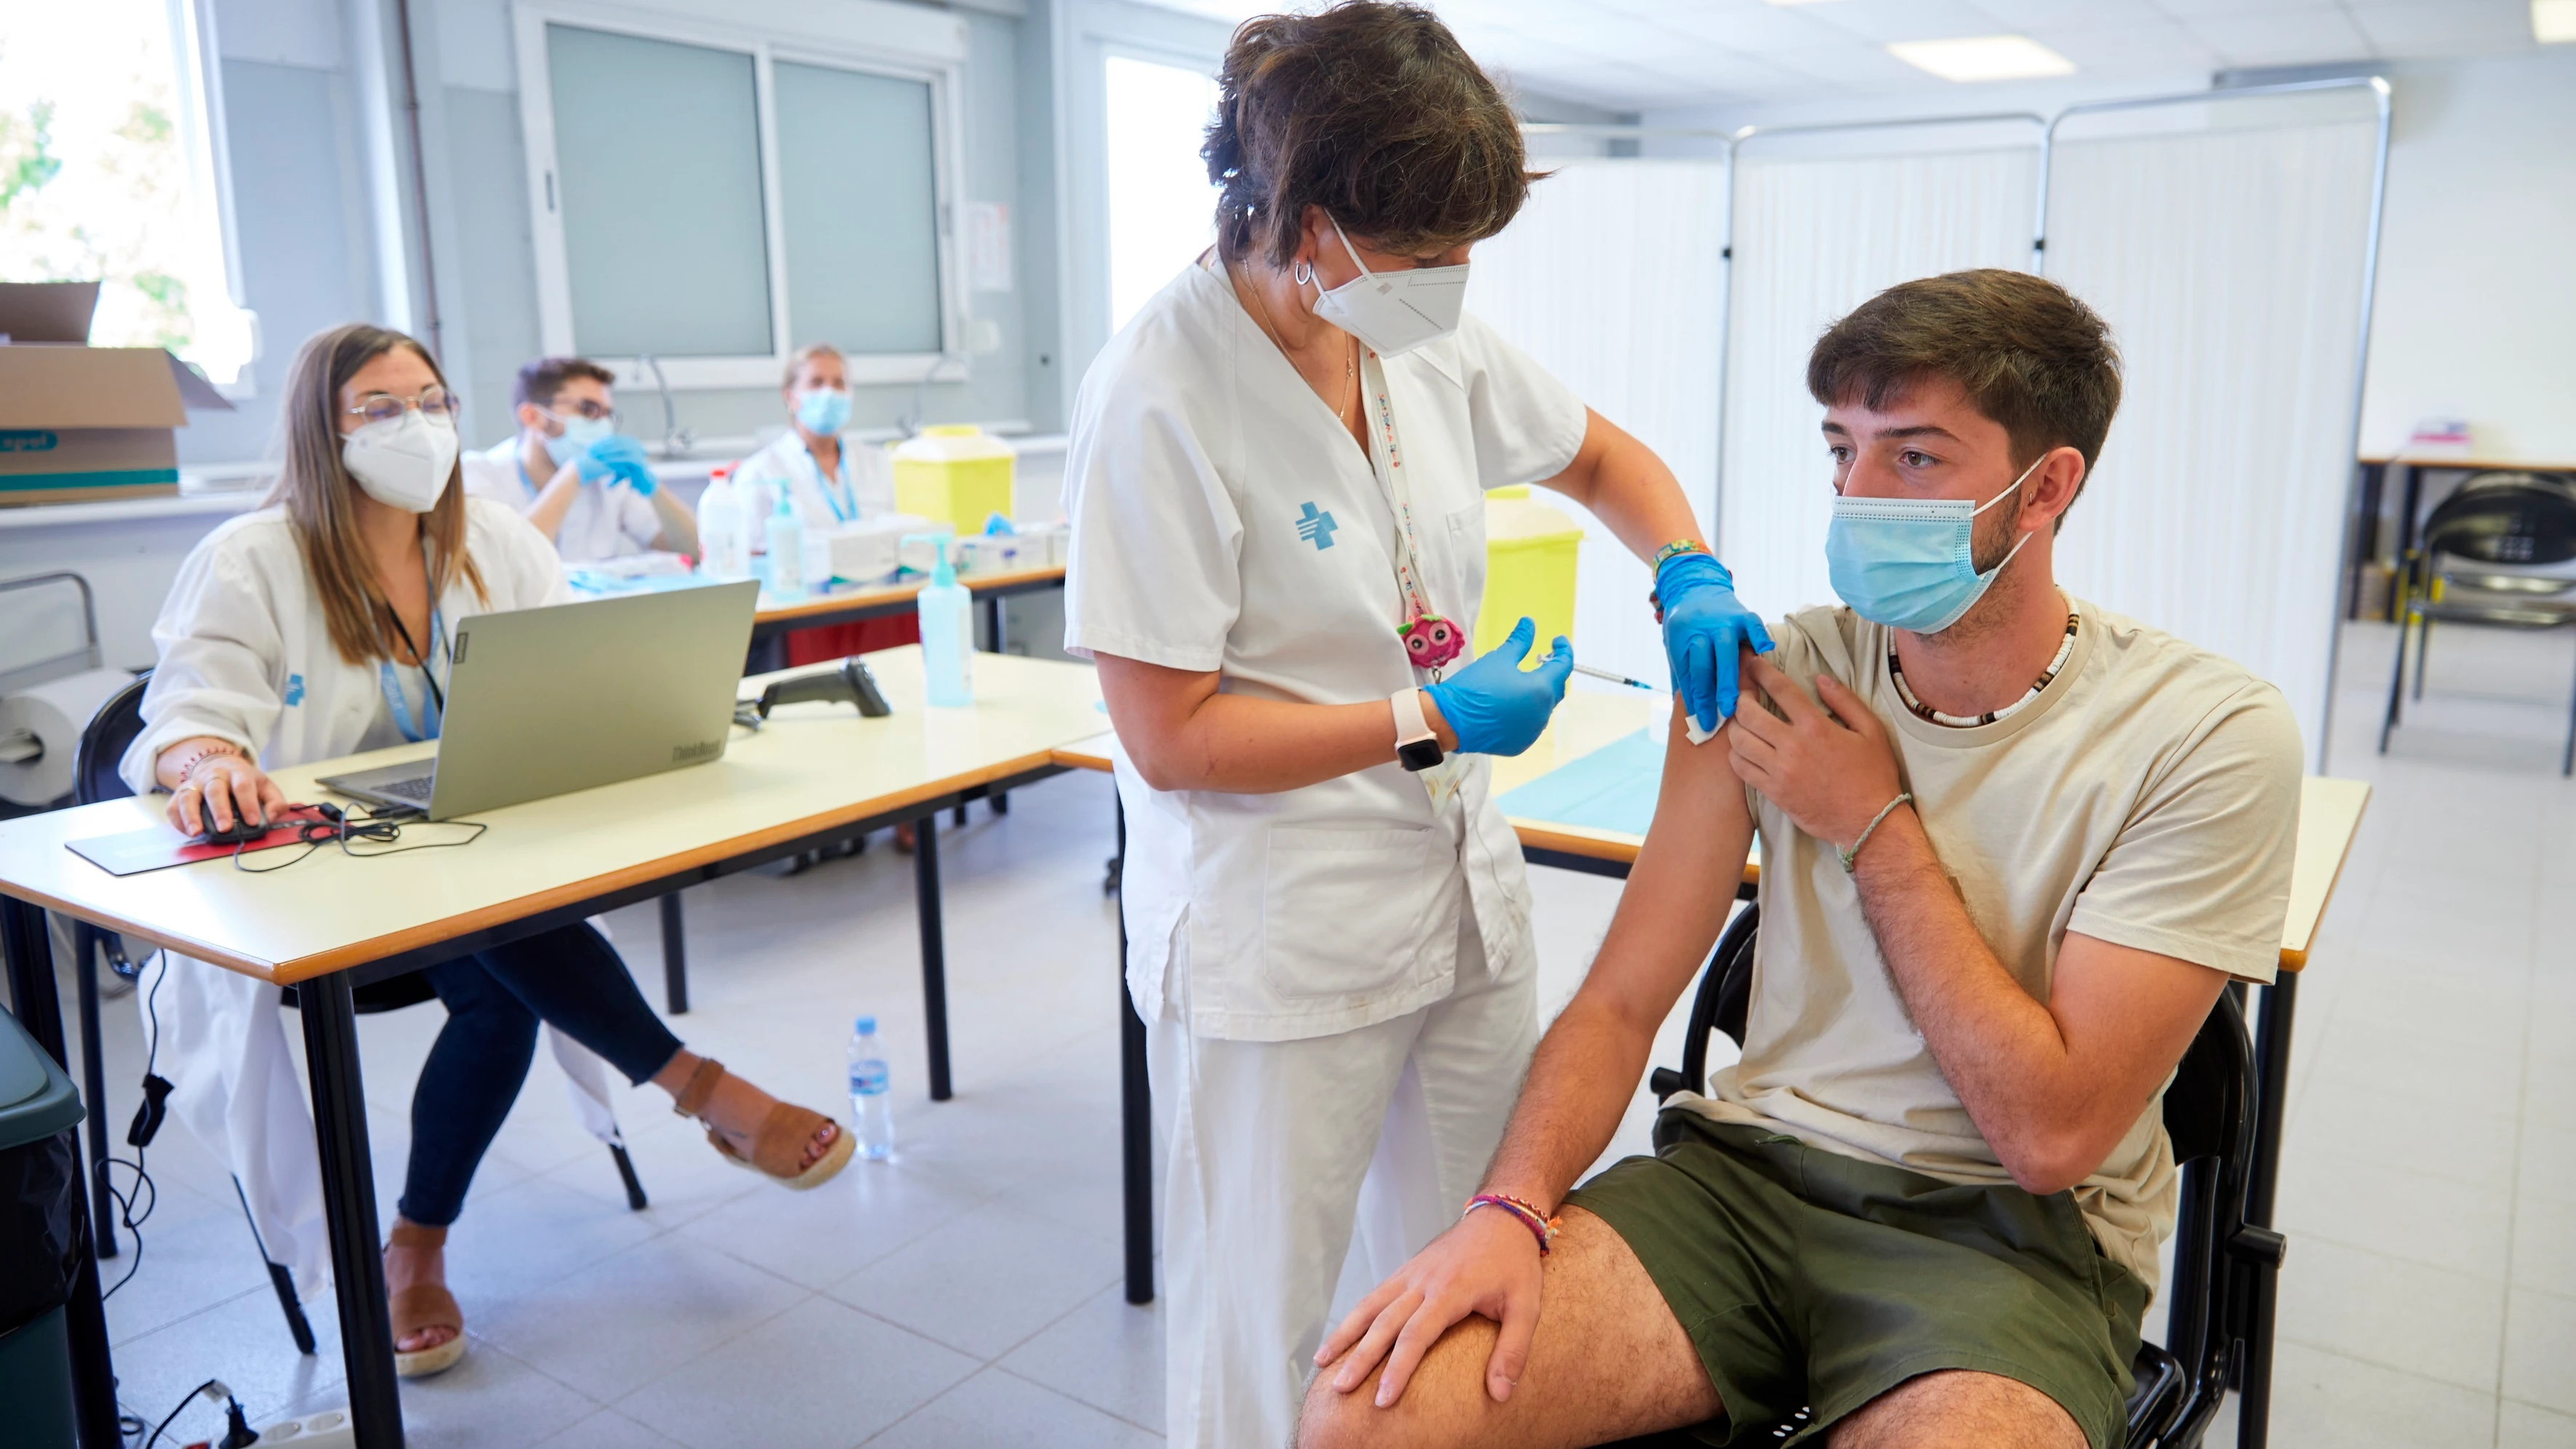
left=1717, top=121, right=2043, bottom=623
left=1472, top=158, right=1730, bottom=691
left=2042, top=82, right=2389, bottom=764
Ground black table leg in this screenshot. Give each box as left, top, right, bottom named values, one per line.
left=981, top=596, right=1005, bottom=654
left=1115, top=796, right=1152, bottom=1304
left=297, top=969, right=403, bottom=1449
left=72, top=926, right=115, bottom=1257
left=1, top=898, right=120, bottom=1449
left=915, top=813, right=952, bottom=1101
left=2239, top=970, right=2298, bottom=1449
left=659, top=892, right=689, bottom=1016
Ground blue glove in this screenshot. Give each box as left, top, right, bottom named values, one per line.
left=1658, top=552, right=1774, bottom=735
left=579, top=434, right=657, bottom=495
left=1424, top=617, right=1573, bottom=758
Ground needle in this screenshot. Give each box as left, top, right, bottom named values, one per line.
left=1572, top=662, right=1656, bottom=691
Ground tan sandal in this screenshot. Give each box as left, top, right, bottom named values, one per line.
left=385, top=1221, right=466, bottom=1378
left=671, top=1057, right=855, bottom=1191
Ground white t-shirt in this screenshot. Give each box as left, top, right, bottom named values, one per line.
left=460, top=437, right=662, bottom=563
left=1677, top=599, right=2305, bottom=1292
left=1063, top=260, right=1589, bottom=1041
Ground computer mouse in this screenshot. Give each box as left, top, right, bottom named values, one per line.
left=195, top=795, right=269, bottom=846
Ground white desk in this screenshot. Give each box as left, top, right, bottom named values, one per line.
left=0, top=647, right=1107, bottom=1449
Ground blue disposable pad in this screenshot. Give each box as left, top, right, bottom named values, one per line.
left=1494, top=728, right=1665, bottom=837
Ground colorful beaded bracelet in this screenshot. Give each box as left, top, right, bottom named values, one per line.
left=1463, top=1192, right=1562, bottom=1256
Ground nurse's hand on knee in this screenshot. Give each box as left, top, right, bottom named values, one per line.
left=1315, top=1206, right=1542, bottom=1408
left=1421, top=618, right=1572, bottom=758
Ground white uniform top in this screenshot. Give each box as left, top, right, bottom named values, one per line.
left=1064, top=262, right=1589, bottom=1043
left=115, top=497, right=622, bottom=1300
left=731, top=429, right=892, bottom=536
left=460, top=436, right=663, bottom=564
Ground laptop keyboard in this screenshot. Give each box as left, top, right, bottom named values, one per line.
left=377, top=774, right=434, bottom=802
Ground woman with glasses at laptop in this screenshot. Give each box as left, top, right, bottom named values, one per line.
left=123, top=322, right=854, bottom=1381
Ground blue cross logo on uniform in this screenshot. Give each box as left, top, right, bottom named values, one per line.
left=1295, top=502, right=1339, bottom=550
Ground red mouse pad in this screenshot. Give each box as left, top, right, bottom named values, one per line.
left=67, top=806, right=340, bottom=877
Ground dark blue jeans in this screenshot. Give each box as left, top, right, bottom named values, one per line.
left=395, top=922, right=683, bottom=1227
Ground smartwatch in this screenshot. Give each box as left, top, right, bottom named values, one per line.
left=1391, top=687, right=1444, bottom=773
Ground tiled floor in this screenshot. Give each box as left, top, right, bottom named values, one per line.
left=40, top=618, right=2576, bottom=1446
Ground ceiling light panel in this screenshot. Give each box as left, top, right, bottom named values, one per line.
left=1886, top=33, right=2078, bottom=80
left=2537, top=0, right=2576, bottom=42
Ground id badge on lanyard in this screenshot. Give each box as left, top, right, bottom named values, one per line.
left=1358, top=351, right=1470, bottom=808
left=378, top=604, right=449, bottom=744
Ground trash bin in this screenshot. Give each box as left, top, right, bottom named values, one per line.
left=0, top=1006, right=86, bottom=1449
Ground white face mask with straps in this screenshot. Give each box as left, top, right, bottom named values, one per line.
left=342, top=409, right=458, bottom=513
left=1304, top=217, right=1469, bottom=358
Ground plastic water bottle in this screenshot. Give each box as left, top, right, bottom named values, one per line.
left=698, top=466, right=750, bottom=579
left=847, top=1016, right=893, bottom=1161
left=915, top=543, right=973, bottom=707
left=766, top=490, right=807, bottom=599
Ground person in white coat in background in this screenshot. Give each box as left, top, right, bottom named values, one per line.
left=458, top=356, right=699, bottom=563
left=128, top=322, right=851, bottom=1381
left=731, top=342, right=912, bottom=666
left=1059, top=6, right=1773, bottom=1444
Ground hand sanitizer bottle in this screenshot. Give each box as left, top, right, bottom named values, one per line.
left=915, top=542, right=973, bottom=707
left=766, top=489, right=806, bottom=600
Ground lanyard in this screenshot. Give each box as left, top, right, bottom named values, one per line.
left=809, top=448, right=861, bottom=524
left=377, top=600, right=449, bottom=744
left=1357, top=350, right=1464, bottom=675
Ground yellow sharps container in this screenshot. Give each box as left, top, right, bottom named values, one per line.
left=1475, top=485, right=1583, bottom=655
left=891, top=425, right=1016, bottom=531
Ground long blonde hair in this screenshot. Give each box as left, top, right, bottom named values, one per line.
left=268, top=324, right=488, bottom=665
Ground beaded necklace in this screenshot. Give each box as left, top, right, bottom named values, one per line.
left=1889, top=611, right=2079, bottom=728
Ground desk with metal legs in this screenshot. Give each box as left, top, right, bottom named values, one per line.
left=0, top=649, right=1104, bottom=1449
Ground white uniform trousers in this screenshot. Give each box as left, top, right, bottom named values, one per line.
left=1150, top=916, right=1539, bottom=1448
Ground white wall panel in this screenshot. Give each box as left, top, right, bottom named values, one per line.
left=1717, top=143, right=2039, bottom=622
left=2045, top=95, right=2383, bottom=763
left=1469, top=159, right=1728, bottom=692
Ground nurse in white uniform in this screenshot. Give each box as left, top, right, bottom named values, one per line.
left=1059, top=6, right=1771, bottom=1444
left=132, top=322, right=852, bottom=1381
left=732, top=342, right=913, bottom=665
left=458, top=356, right=699, bottom=564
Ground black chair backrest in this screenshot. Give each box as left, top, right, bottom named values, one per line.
left=2422, top=471, right=2576, bottom=568
left=73, top=671, right=151, bottom=806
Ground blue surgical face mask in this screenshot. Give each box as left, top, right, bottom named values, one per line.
left=540, top=409, right=611, bottom=467
left=795, top=387, right=851, bottom=436
left=1824, top=451, right=2045, bottom=634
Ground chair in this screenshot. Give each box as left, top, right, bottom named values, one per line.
left=68, top=675, right=649, bottom=1357
left=1645, top=905, right=2283, bottom=1448
left=2379, top=470, right=2576, bottom=774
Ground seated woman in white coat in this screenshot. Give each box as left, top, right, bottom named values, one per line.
left=731, top=343, right=914, bottom=667
left=127, top=322, right=852, bottom=1379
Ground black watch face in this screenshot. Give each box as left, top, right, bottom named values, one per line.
left=1397, top=739, right=1444, bottom=772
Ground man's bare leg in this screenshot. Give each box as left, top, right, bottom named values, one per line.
left=1830, top=1370, right=2087, bottom=1449
left=1296, top=1208, right=1720, bottom=1449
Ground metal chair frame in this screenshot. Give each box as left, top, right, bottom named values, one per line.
left=1647, top=905, right=2283, bottom=1447
left=2378, top=471, right=2576, bottom=776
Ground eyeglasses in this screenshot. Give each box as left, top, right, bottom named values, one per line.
left=542, top=398, right=616, bottom=422
left=347, top=388, right=462, bottom=425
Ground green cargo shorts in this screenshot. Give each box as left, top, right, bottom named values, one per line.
left=1564, top=1111, right=2148, bottom=1449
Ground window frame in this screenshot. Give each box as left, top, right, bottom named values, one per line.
left=511, top=0, right=972, bottom=390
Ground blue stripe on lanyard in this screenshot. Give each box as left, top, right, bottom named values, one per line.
left=377, top=606, right=448, bottom=744
left=819, top=458, right=859, bottom=524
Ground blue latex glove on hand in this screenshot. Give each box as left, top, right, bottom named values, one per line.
left=1424, top=617, right=1573, bottom=758
left=579, top=434, right=657, bottom=495
left=1659, top=552, right=1774, bottom=736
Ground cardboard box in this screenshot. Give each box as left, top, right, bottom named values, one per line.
left=0, top=284, right=231, bottom=507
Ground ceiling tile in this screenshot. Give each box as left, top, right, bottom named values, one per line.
left=2150, top=0, right=2344, bottom=15
left=1972, top=0, right=2171, bottom=24
left=2348, top=0, right=2540, bottom=55
left=2026, top=19, right=2222, bottom=69
left=1763, top=41, right=1957, bottom=89
left=1608, top=0, right=1860, bottom=54
left=1802, top=0, right=2013, bottom=44
left=2180, top=7, right=2375, bottom=64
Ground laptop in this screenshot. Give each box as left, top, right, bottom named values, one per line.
left=318, top=580, right=758, bottom=820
